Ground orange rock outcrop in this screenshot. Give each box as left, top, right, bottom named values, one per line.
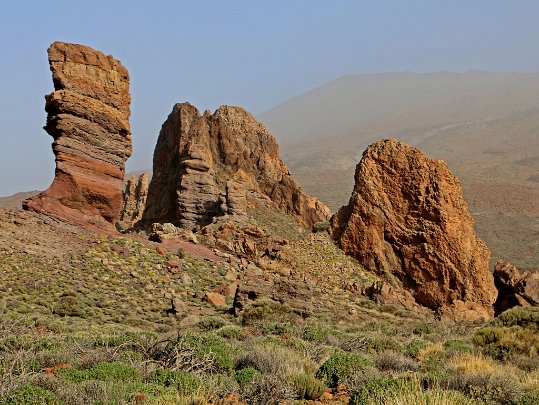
left=332, top=139, right=497, bottom=320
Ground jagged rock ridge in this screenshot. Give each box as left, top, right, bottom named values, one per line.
left=142, top=103, right=330, bottom=230
left=23, top=42, right=132, bottom=229
left=332, top=139, right=497, bottom=320
left=119, top=172, right=148, bottom=227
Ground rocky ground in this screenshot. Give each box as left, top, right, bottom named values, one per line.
left=1, top=207, right=538, bottom=404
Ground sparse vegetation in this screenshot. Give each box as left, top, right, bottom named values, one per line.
left=1, top=212, right=538, bottom=404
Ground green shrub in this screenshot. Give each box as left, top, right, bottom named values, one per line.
left=289, top=373, right=326, bottom=400
left=216, top=325, right=242, bottom=340
left=150, top=333, right=235, bottom=373
left=234, top=367, right=259, bottom=389
left=349, top=377, right=412, bottom=405
left=374, top=352, right=418, bottom=372
left=472, top=326, right=538, bottom=360
left=312, top=222, right=330, bottom=233
left=440, top=372, right=522, bottom=405
left=366, top=337, right=402, bottom=353
left=404, top=339, right=427, bottom=358
left=303, top=327, right=329, bottom=343
left=261, top=321, right=294, bottom=336
left=443, top=339, right=473, bottom=355
left=152, top=369, right=202, bottom=396
left=53, top=294, right=86, bottom=317
left=412, top=323, right=431, bottom=336
left=240, top=299, right=291, bottom=326
left=492, top=307, right=539, bottom=330
left=516, top=391, right=539, bottom=405
left=59, top=361, right=142, bottom=383
left=316, top=350, right=372, bottom=386
left=4, top=384, right=58, bottom=405
left=196, top=316, right=228, bottom=331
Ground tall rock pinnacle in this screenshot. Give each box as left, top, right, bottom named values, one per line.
left=142, top=103, right=330, bottom=230
left=332, top=139, right=497, bottom=320
left=23, top=42, right=132, bottom=229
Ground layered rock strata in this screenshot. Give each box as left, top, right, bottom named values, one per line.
left=332, top=139, right=497, bottom=320
left=142, top=103, right=330, bottom=230
left=23, top=42, right=132, bottom=229
left=119, top=172, right=148, bottom=226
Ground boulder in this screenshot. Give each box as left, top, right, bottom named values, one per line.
left=23, top=42, right=131, bottom=230
left=493, top=261, right=539, bottom=314
left=141, top=103, right=330, bottom=230
left=332, top=139, right=497, bottom=320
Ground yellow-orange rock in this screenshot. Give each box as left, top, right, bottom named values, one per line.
left=332, top=139, right=496, bottom=320
left=23, top=42, right=132, bottom=230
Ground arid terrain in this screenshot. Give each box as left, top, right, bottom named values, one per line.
left=1, top=44, right=538, bottom=405
left=259, top=72, right=539, bottom=271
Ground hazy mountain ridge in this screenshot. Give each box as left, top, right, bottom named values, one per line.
left=258, top=71, right=539, bottom=270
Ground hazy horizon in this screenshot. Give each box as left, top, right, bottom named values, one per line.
left=2, top=1, right=539, bottom=196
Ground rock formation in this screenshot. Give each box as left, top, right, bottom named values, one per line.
left=332, top=139, right=497, bottom=320
left=142, top=103, right=330, bottom=230
left=23, top=42, right=132, bottom=229
left=493, top=261, right=539, bottom=314
left=118, top=172, right=148, bottom=227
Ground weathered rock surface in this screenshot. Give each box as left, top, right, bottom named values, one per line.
left=119, top=172, right=148, bottom=227
left=494, top=261, right=539, bottom=314
left=23, top=42, right=132, bottom=229
left=332, top=139, right=497, bottom=320
left=142, top=103, right=330, bottom=230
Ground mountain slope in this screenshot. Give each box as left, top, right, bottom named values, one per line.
left=258, top=72, right=539, bottom=270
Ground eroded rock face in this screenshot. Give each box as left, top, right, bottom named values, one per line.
left=142, top=103, right=330, bottom=230
left=332, top=139, right=497, bottom=320
left=23, top=42, right=132, bottom=229
left=494, top=261, right=539, bottom=314
left=119, top=172, right=148, bottom=227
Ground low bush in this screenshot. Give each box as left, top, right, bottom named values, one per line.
left=234, top=367, right=259, bottom=390
left=242, top=375, right=295, bottom=405
left=443, top=339, right=473, bottom=355
left=152, top=369, right=202, bottom=396
left=235, top=343, right=304, bottom=376
left=374, top=352, right=418, bottom=372
left=59, top=361, right=142, bottom=383
left=440, top=372, right=522, bottom=405
left=349, top=377, right=412, bottom=405
left=4, top=384, right=58, bottom=405
left=316, top=350, right=372, bottom=386
left=289, top=373, right=326, bottom=400
left=303, top=326, right=329, bottom=343
left=492, top=307, right=539, bottom=330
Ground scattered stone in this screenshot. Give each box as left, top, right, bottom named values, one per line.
left=155, top=245, right=167, bottom=256
left=205, top=292, right=227, bottom=308
left=23, top=42, right=132, bottom=230
left=332, top=139, right=497, bottom=320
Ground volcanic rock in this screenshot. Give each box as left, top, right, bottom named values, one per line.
left=493, top=261, right=539, bottom=314
left=141, top=103, right=330, bottom=230
left=119, top=172, right=148, bottom=227
left=23, top=42, right=132, bottom=229
left=332, top=139, right=497, bottom=320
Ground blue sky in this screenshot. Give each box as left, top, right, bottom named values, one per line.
left=1, top=1, right=539, bottom=195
